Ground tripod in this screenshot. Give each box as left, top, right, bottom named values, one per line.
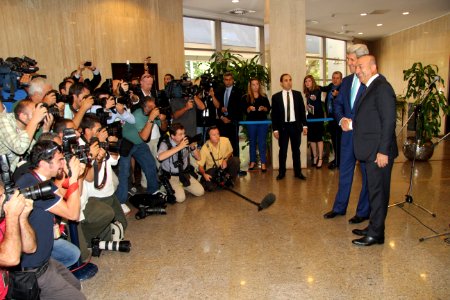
left=389, top=104, right=436, bottom=217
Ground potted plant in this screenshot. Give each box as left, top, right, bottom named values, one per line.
left=402, top=63, right=449, bottom=160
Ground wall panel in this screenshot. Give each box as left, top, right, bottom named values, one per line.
left=0, top=0, right=184, bottom=88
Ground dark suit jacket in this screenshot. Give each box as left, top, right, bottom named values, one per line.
left=333, top=74, right=354, bottom=123
left=216, top=86, right=243, bottom=122
left=353, top=75, right=399, bottom=162
left=271, top=90, right=307, bottom=132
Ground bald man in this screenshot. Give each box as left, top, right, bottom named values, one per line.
left=351, top=55, right=398, bottom=246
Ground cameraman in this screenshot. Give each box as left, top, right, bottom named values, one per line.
left=169, top=81, right=205, bottom=138
left=15, top=140, right=86, bottom=299
left=157, top=123, right=204, bottom=203
left=197, top=126, right=239, bottom=191
left=0, top=99, right=49, bottom=171
left=88, top=88, right=135, bottom=125
left=0, top=184, right=36, bottom=299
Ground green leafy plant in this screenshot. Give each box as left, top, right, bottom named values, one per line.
left=403, top=63, right=449, bottom=143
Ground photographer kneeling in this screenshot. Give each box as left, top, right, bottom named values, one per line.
left=157, top=123, right=204, bottom=203
left=197, top=126, right=240, bottom=191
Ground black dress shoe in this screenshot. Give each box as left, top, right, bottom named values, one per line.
left=294, top=173, right=306, bottom=180
left=238, top=170, right=247, bottom=177
left=352, top=227, right=368, bottom=236
left=323, top=210, right=345, bottom=219
left=328, top=161, right=337, bottom=170
left=352, top=236, right=384, bottom=246
left=348, top=215, right=369, bottom=224
left=276, top=174, right=285, bottom=180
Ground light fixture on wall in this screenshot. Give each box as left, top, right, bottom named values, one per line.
left=232, top=0, right=239, bottom=3
left=360, top=13, right=368, bottom=16
left=402, top=11, right=410, bottom=15
left=377, top=23, right=383, bottom=27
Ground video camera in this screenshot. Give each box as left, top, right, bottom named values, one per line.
left=165, top=74, right=202, bottom=99
left=0, top=155, right=54, bottom=219
left=0, top=56, right=44, bottom=100
left=213, top=168, right=233, bottom=188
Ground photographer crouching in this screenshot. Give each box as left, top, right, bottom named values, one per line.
left=197, top=126, right=239, bottom=191
left=157, top=123, right=204, bottom=203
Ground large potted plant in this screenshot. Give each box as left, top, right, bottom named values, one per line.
left=402, top=63, right=449, bottom=160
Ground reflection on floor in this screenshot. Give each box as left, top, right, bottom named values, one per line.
left=82, top=139, right=450, bottom=299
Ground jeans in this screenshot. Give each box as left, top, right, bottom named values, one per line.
left=116, top=142, right=159, bottom=204
left=51, top=239, right=81, bottom=268
left=247, top=124, right=269, bottom=163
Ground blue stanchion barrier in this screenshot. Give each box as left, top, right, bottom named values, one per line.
left=239, top=118, right=334, bottom=125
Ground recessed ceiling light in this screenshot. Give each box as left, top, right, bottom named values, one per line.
left=232, top=0, right=239, bottom=3
left=358, top=32, right=363, bottom=35
left=377, top=23, right=383, bottom=27
left=360, top=13, right=368, bottom=16
left=402, top=12, right=410, bottom=15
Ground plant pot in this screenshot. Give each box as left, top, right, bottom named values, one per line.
left=402, top=137, right=434, bottom=161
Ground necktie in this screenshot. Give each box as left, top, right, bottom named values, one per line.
left=354, top=84, right=367, bottom=109
left=350, top=75, right=359, bottom=109
left=224, top=88, right=230, bottom=116
left=287, top=91, right=291, bottom=122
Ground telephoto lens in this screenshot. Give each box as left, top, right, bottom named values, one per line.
left=20, top=180, right=54, bottom=200
left=91, top=238, right=131, bottom=257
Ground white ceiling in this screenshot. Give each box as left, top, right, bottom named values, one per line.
left=183, top=0, right=450, bottom=41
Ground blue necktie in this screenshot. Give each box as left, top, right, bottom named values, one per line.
left=350, top=75, right=359, bottom=109
left=224, top=88, right=230, bottom=116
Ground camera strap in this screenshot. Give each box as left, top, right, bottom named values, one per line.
left=93, top=160, right=107, bottom=189
left=205, top=142, right=219, bottom=169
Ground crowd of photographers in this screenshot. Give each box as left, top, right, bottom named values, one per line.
left=0, top=57, right=252, bottom=299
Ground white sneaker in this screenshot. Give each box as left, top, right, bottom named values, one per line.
left=121, top=204, right=131, bottom=215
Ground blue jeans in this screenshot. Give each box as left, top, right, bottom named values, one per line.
left=51, top=238, right=81, bottom=268
left=116, top=142, right=159, bottom=204
left=247, top=124, right=269, bottom=163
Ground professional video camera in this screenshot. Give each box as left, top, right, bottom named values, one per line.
left=166, top=74, right=202, bottom=100
left=213, top=168, right=234, bottom=188
left=0, top=154, right=54, bottom=219
left=0, top=56, right=43, bottom=99
left=62, top=128, right=90, bottom=165
left=91, top=237, right=131, bottom=257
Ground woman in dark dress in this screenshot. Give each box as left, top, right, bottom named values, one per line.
left=245, top=78, right=271, bottom=172
left=303, top=75, right=324, bottom=168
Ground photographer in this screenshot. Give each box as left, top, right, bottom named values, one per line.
left=79, top=114, right=127, bottom=244
left=117, top=95, right=166, bottom=211
left=169, top=81, right=205, bottom=137
left=71, top=61, right=102, bottom=93
left=15, top=140, right=86, bottom=299
left=0, top=184, right=36, bottom=299
left=197, top=126, right=239, bottom=191
left=0, top=99, right=49, bottom=171
left=64, top=82, right=93, bottom=129
left=157, top=123, right=204, bottom=203
left=88, top=88, right=135, bottom=125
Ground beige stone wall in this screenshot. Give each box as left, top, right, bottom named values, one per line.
left=0, top=0, right=185, bottom=88
left=372, top=14, right=450, bottom=134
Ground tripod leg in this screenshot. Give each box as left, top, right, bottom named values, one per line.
left=410, top=202, right=436, bottom=217
left=419, top=232, right=450, bottom=242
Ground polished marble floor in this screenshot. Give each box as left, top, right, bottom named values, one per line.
left=82, top=138, right=450, bottom=299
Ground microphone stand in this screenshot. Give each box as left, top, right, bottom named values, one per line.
left=389, top=92, right=436, bottom=218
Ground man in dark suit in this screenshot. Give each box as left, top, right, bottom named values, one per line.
left=323, top=44, right=370, bottom=224
left=271, top=74, right=308, bottom=180
left=351, top=55, right=398, bottom=246
left=213, top=72, right=243, bottom=157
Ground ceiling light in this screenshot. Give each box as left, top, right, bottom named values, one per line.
left=377, top=23, right=383, bottom=26
left=232, top=0, right=239, bottom=3
left=360, top=13, right=367, bottom=16
left=402, top=11, right=410, bottom=15
left=358, top=32, right=363, bottom=35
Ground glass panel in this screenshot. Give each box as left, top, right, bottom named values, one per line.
left=326, top=60, right=347, bottom=79
left=306, top=35, right=323, bottom=57
left=306, top=58, right=323, bottom=80
left=184, top=50, right=214, bottom=79
left=183, top=17, right=215, bottom=49
left=326, top=38, right=346, bottom=59
left=221, top=22, right=260, bottom=52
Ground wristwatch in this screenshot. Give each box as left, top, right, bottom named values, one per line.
left=148, top=119, right=154, bottom=124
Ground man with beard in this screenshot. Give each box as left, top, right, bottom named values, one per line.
left=15, top=140, right=86, bottom=299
